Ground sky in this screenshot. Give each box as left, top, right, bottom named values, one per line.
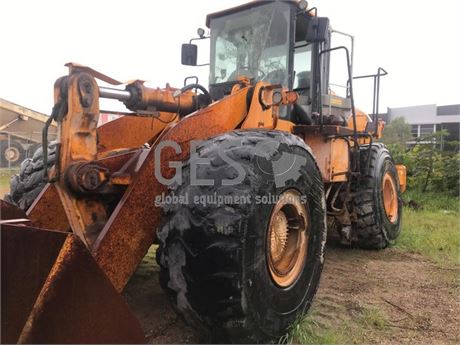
left=0, top=0, right=459, bottom=115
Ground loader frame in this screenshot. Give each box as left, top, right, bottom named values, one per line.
left=1, top=1, right=406, bottom=343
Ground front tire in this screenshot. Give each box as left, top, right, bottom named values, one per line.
left=4, top=143, right=56, bottom=211
left=157, top=130, right=326, bottom=343
left=351, top=143, right=402, bottom=249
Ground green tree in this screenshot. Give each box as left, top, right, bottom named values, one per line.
left=380, top=117, right=459, bottom=194
left=406, top=130, right=459, bottom=194
left=381, top=117, right=412, bottom=147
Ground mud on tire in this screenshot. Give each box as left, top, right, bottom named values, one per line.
left=156, top=130, right=326, bottom=343
left=4, top=143, right=56, bottom=211
left=351, top=143, right=402, bottom=249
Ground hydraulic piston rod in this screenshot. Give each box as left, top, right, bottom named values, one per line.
left=98, top=83, right=201, bottom=115
left=99, top=87, right=131, bottom=101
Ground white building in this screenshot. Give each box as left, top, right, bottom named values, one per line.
left=387, top=104, right=460, bottom=147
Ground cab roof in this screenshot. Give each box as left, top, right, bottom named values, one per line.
left=205, top=0, right=298, bottom=28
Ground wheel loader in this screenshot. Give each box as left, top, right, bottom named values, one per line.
left=1, top=0, right=406, bottom=343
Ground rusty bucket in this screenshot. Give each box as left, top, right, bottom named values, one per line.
left=1, top=200, right=145, bottom=344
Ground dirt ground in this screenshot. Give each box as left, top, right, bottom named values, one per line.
left=311, top=244, right=459, bottom=345
left=123, top=239, right=460, bottom=344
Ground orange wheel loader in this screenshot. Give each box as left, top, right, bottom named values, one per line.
left=1, top=1, right=406, bottom=343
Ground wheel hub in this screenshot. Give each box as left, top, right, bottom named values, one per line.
left=267, top=189, right=308, bottom=288
left=270, top=212, right=289, bottom=263
left=5, top=147, right=20, bottom=162
left=382, top=172, right=398, bottom=223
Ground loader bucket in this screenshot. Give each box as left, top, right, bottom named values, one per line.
left=1, top=202, right=145, bottom=344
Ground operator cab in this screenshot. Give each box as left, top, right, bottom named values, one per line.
left=207, top=1, right=291, bottom=98
left=182, top=0, right=353, bottom=125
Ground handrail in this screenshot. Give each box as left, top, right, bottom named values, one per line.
left=319, top=46, right=359, bottom=171
left=353, top=67, right=388, bottom=135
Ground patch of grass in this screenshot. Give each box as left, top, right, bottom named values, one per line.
left=358, top=307, right=388, bottom=330
left=284, top=314, right=352, bottom=345
left=286, top=305, right=388, bottom=345
left=404, top=190, right=460, bottom=212
left=396, top=206, right=460, bottom=266
left=130, top=245, right=158, bottom=281
left=396, top=191, right=460, bottom=266
left=0, top=174, right=10, bottom=186
left=0, top=169, right=17, bottom=198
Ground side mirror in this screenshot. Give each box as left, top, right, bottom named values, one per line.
left=306, top=17, right=330, bottom=42
left=181, top=44, right=198, bottom=66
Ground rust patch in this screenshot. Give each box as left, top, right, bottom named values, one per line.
left=95, top=150, right=137, bottom=171
left=27, top=184, right=69, bottom=232
left=1, top=225, right=68, bottom=343
left=97, top=115, right=174, bottom=153
left=0, top=199, right=28, bottom=221
left=17, top=233, right=145, bottom=344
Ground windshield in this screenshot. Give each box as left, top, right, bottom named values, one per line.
left=209, top=2, right=291, bottom=87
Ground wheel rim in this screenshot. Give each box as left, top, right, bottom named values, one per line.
left=267, top=189, right=308, bottom=288
left=382, top=172, right=398, bottom=223
left=4, top=146, right=20, bottom=163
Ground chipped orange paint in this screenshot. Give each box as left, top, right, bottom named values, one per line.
left=303, top=135, right=349, bottom=182
left=396, top=164, right=407, bottom=193
left=53, top=72, right=108, bottom=247
left=97, top=114, right=176, bottom=152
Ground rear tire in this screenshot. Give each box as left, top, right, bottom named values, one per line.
left=157, top=130, right=326, bottom=343
left=4, top=143, right=56, bottom=211
left=351, top=143, right=402, bottom=249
